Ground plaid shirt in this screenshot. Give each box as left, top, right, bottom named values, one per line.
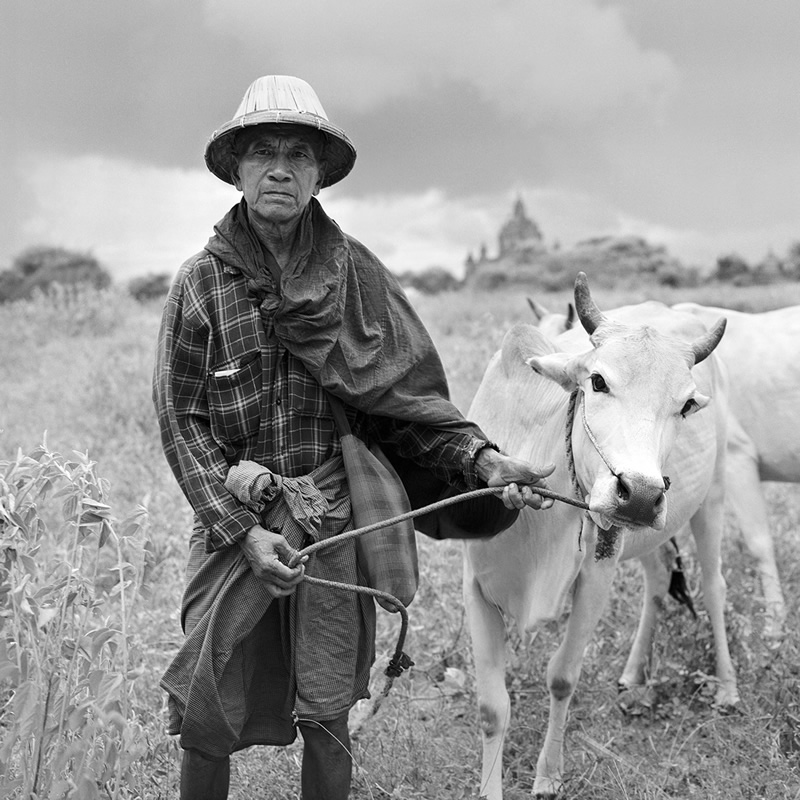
left=154, top=249, right=488, bottom=551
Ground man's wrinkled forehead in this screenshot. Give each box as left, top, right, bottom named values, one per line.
left=234, top=124, right=325, bottom=156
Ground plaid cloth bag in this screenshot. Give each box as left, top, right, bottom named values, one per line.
left=327, top=393, right=419, bottom=611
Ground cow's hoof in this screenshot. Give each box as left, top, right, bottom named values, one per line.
left=714, top=685, right=741, bottom=711
left=617, top=682, right=658, bottom=716
left=533, top=776, right=564, bottom=798
left=763, top=608, right=786, bottom=644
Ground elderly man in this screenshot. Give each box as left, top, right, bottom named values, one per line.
left=154, top=75, right=555, bottom=800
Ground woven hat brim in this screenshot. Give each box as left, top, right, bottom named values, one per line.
left=205, top=110, right=356, bottom=188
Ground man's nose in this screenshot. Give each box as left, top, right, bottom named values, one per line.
left=266, top=153, right=292, bottom=179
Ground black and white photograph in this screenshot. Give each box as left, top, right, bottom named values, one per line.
left=1, top=2, right=799, bottom=798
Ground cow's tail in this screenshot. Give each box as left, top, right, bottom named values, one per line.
left=667, top=537, right=697, bottom=618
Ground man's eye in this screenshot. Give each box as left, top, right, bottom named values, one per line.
left=590, top=373, right=608, bottom=393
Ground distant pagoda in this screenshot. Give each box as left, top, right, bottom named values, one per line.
left=465, top=196, right=547, bottom=280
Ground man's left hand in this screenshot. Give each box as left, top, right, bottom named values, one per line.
left=476, top=447, right=556, bottom=510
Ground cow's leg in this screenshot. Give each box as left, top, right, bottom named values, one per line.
left=618, top=545, right=672, bottom=690
left=534, top=545, right=619, bottom=798
left=689, top=493, right=740, bottom=707
left=726, top=438, right=786, bottom=640
left=464, top=565, right=510, bottom=800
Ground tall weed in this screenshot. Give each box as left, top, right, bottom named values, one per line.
left=0, top=443, right=151, bottom=799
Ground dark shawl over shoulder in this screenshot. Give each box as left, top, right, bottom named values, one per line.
left=205, top=199, right=516, bottom=537
left=206, top=199, right=481, bottom=429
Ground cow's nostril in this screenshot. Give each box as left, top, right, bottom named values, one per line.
left=616, top=473, right=631, bottom=503
left=615, top=472, right=665, bottom=524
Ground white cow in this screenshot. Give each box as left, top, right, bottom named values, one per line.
left=531, top=297, right=800, bottom=639
left=465, top=274, right=737, bottom=799
left=672, top=302, right=800, bottom=638
left=527, top=296, right=575, bottom=338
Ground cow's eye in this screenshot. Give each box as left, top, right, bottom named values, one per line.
left=590, top=373, right=608, bottom=393
left=680, top=398, right=698, bottom=417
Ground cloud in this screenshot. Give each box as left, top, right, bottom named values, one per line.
left=203, top=0, right=677, bottom=125
left=20, top=154, right=239, bottom=280
left=18, top=153, right=500, bottom=279
left=618, top=217, right=800, bottom=270
left=323, top=190, right=500, bottom=277
left=16, top=150, right=794, bottom=286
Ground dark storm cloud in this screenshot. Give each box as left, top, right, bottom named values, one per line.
left=2, top=0, right=259, bottom=169
left=1, top=0, right=675, bottom=183
left=342, top=80, right=614, bottom=198
left=1, top=0, right=255, bottom=261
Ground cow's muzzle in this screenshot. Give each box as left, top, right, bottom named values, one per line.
left=613, top=471, right=668, bottom=526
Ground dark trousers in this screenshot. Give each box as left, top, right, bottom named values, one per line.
left=180, top=712, right=352, bottom=800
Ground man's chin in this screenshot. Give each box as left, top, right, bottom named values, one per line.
left=251, top=199, right=302, bottom=224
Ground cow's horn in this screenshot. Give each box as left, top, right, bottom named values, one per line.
left=691, top=317, right=727, bottom=365
left=574, top=272, right=606, bottom=334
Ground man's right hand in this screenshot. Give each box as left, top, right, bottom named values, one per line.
left=240, top=525, right=307, bottom=597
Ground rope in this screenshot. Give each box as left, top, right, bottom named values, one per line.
left=565, top=389, right=584, bottom=501
left=578, top=391, right=621, bottom=479
left=290, top=483, right=590, bottom=725
left=291, top=484, right=588, bottom=566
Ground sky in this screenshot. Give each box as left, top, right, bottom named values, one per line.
left=2, top=0, right=800, bottom=282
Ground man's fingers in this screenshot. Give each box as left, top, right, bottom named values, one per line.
left=502, top=483, right=526, bottom=510
left=253, top=554, right=306, bottom=589
left=522, top=485, right=555, bottom=509
left=271, top=559, right=305, bottom=583
left=287, top=551, right=309, bottom=569
left=501, top=482, right=554, bottom=511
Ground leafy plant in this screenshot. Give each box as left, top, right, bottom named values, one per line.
left=0, top=442, right=150, bottom=799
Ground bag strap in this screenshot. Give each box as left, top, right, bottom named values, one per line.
left=326, top=392, right=353, bottom=437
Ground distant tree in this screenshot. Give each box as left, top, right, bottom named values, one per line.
left=784, top=241, right=800, bottom=280
left=401, top=266, right=461, bottom=294
left=473, top=271, right=509, bottom=291
left=128, top=272, right=172, bottom=302
left=0, top=246, right=111, bottom=302
left=0, top=269, right=24, bottom=302
left=714, top=252, right=751, bottom=284
left=752, top=251, right=783, bottom=284
left=656, top=262, right=700, bottom=288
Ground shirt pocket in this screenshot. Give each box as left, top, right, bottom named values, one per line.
left=286, top=363, right=332, bottom=419
left=207, top=349, right=263, bottom=444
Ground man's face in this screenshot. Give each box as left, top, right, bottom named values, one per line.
left=232, top=126, right=325, bottom=228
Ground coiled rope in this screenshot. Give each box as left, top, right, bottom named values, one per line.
left=290, top=484, right=590, bottom=723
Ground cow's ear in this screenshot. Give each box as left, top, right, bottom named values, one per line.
left=526, top=352, right=581, bottom=391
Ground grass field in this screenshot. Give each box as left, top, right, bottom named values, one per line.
left=1, top=279, right=799, bottom=799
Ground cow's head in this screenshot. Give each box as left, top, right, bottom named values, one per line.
left=526, top=273, right=726, bottom=532
left=527, top=296, right=575, bottom=338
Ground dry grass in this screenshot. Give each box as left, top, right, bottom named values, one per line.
left=1, top=281, right=799, bottom=798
